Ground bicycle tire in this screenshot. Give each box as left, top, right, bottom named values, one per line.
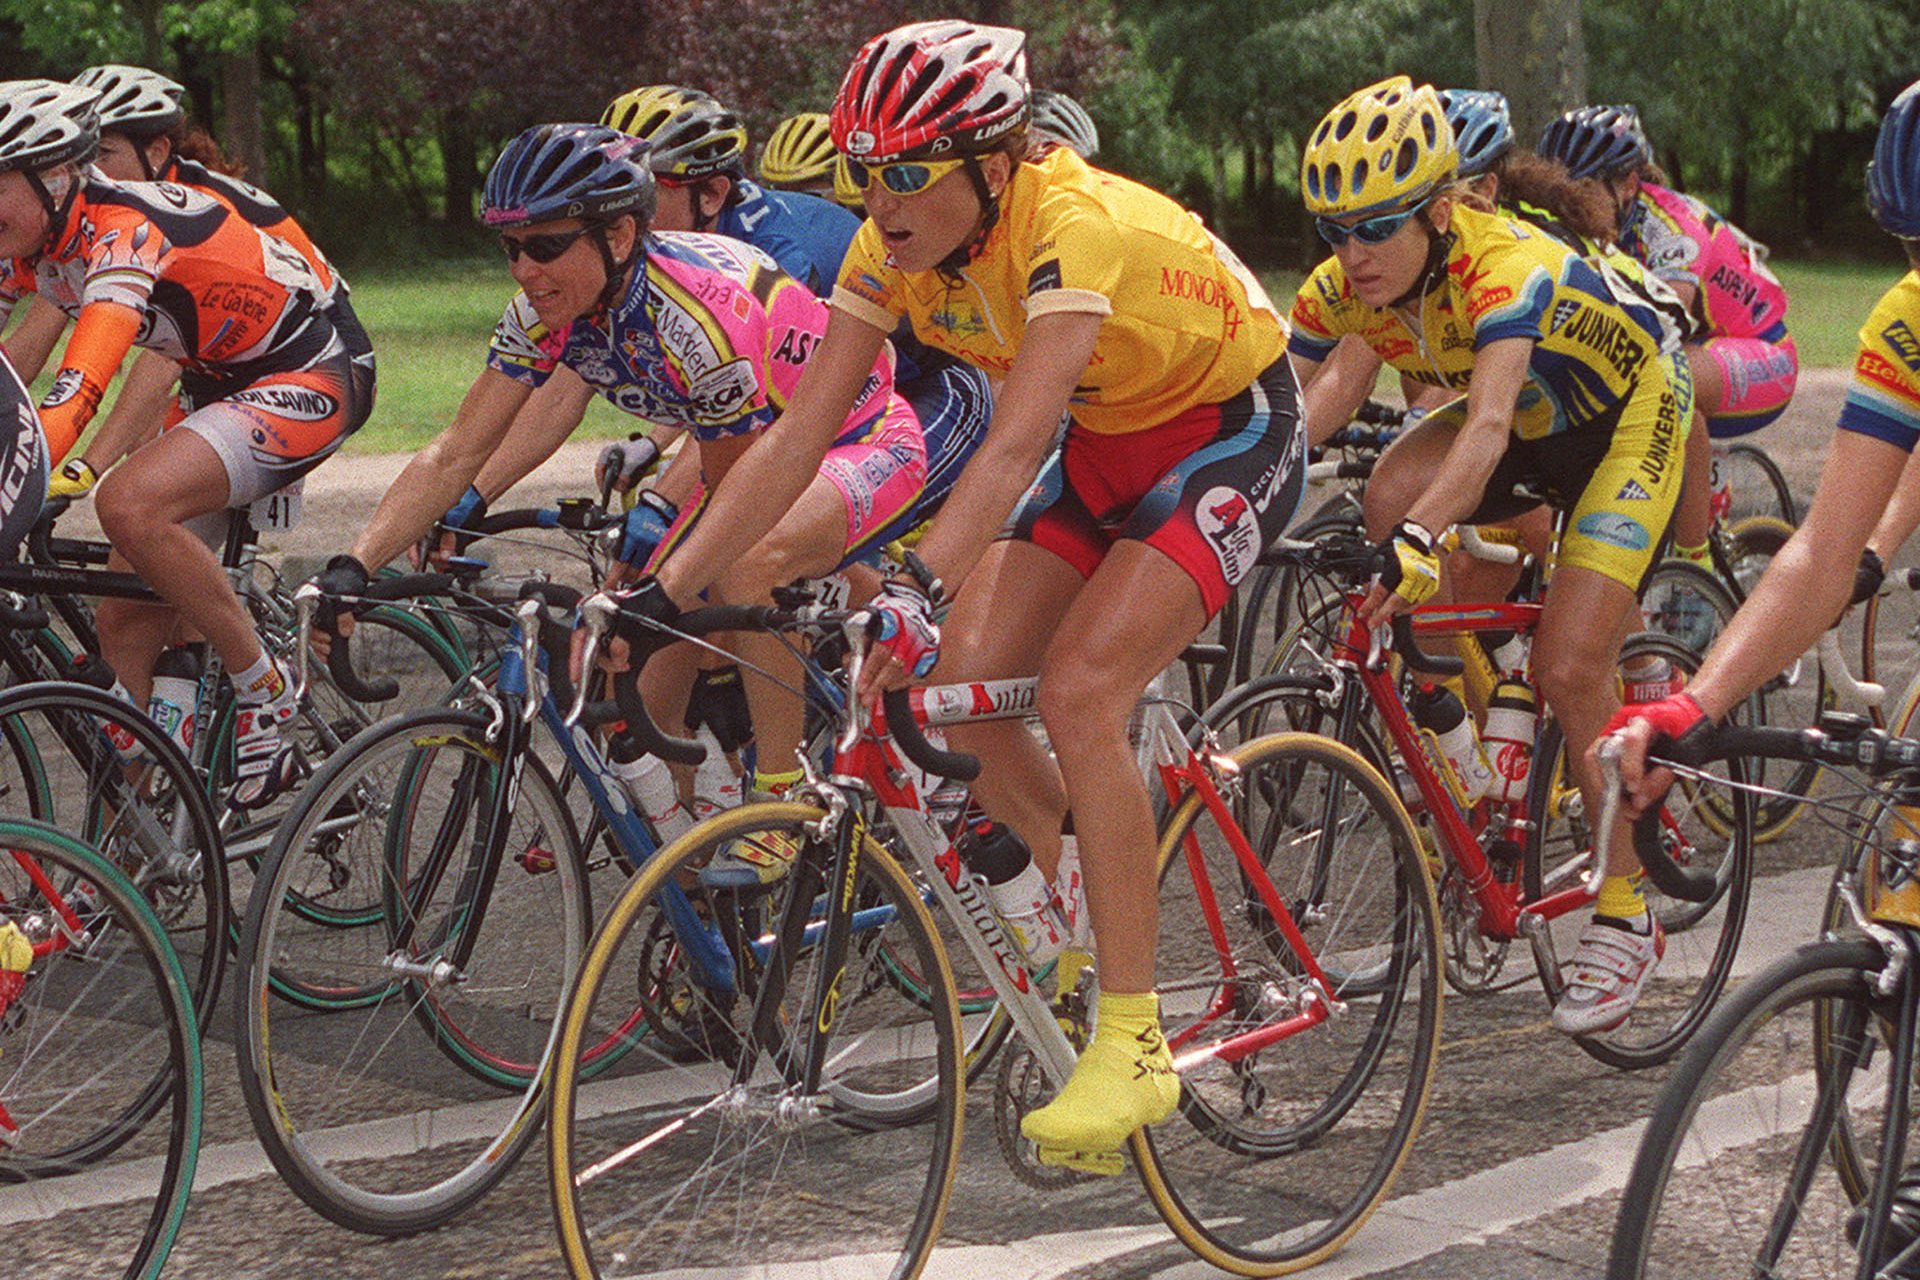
left=1607, top=937, right=1897, bottom=1278
left=1722, top=439, right=1799, bottom=527
left=0, top=681, right=227, bottom=1036
left=1639, top=557, right=1738, bottom=656
left=0, top=818, right=203, bottom=1280
left=233, top=707, right=587, bottom=1235
left=1139, top=731, right=1442, bottom=1275
left=1527, top=636, right=1753, bottom=1070
left=548, top=799, right=964, bottom=1280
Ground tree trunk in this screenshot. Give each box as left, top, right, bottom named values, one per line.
left=135, top=0, right=165, bottom=66
left=1209, top=142, right=1227, bottom=225
left=1729, top=121, right=1750, bottom=228
left=439, top=107, right=477, bottom=225
left=222, top=47, right=268, bottom=183
left=290, top=67, right=324, bottom=200
left=1473, top=0, right=1587, bottom=145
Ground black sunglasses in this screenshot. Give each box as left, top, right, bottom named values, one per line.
left=500, top=224, right=597, bottom=264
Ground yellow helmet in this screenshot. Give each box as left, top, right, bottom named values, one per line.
left=1301, top=76, right=1456, bottom=218
left=600, top=84, right=748, bottom=179
left=831, top=154, right=865, bottom=211
left=759, top=112, right=836, bottom=187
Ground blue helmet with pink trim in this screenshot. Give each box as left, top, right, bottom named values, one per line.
left=1870, top=80, right=1920, bottom=238
left=481, top=123, right=656, bottom=230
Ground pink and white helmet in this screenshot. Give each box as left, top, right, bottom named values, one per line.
left=829, top=20, right=1029, bottom=164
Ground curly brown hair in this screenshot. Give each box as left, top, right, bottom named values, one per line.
left=167, top=125, right=245, bottom=179
left=1492, top=152, right=1618, bottom=243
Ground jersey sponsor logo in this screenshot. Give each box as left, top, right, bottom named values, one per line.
left=843, top=130, right=876, bottom=156
left=570, top=347, right=618, bottom=385
left=1375, top=337, right=1416, bottom=362
left=607, top=383, right=679, bottom=421
left=1196, top=484, right=1259, bottom=587
left=42, top=367, right=84, bottom=409
left=1465, top=284, right=1513, bottom=321
left=1447, top=251, right=1494, bottom=296
left=1560, top=305, right=1645, bottom=381
left=0, top=417, right=39, bottom=526
left=1635, top=386, right=1681, bottom=488
left=1027, top=258, right=1063, bottom=296
left=773, top=325, right=821, bottom=365
left=1707, top=262, right=1763, bottom=315
left=687, top=356, right=758, bottom=426
left=1160, top=267, right=1245, bottom=339
left=1291, top=294, right=1327, bottom=336
left=1615, top=478, right=1652, bottom=501
left=1575, top=511, right=1650, bottom=552
left=654, top=294, right=727, bottom=380
left=928, top=303, right=986, bottom=338
left=1883, top=320, right=1920, bottom=374
left=1549, top=298, right=1581, bottom=333
left=154, top=183, right=191, bottom=209
left=200, top=281, right=277, bottom=325
left=227, top=385, right=341, bottom=422
left=1857, top=349, right=1920, bottom=402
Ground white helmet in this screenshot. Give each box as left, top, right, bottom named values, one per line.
left=73, top=65, right=186, bottom=138
left=1030, top=90, right=1098, bottom=159
left=0, top=80, right=100, bottom=174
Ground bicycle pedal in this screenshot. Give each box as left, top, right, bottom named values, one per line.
left=1034, top=1145, right=1125, bottom=1177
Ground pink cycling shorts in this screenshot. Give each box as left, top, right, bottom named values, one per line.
left=1701, top=334, right=1798, bottom=438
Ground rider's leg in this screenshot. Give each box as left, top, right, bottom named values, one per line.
left=937, top=540, right=1080, bottom=876
left=95, top=590, right=178, bottom=705
left=1670, top=343, right=1728, bottom=555
left=1361, top=412, right=1462, bottom=538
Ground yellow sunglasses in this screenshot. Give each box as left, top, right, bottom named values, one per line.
left=835, top=154, right=968, bottom=196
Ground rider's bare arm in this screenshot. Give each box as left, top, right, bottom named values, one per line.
left=1867, top=448, right=1920, bottom=562
left=907, top=309, right=1103, bottom=591
left=470, top=365, right=597, bottom=503
left=1402, top=336, right=1532, bottom=534
left=1293, top=335, right=1384, bottom=447
left=1686, top=430, right=1907, bottom=721
left=653, top=310, right=888, bottom=606
left=76, top=350, right=178, bottom=473
left=2, top=297, right=69, bottom=386
left=349, top=367, right=534, bottom=570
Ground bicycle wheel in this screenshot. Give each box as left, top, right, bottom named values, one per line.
left=0, top=682, right=226, bottom=1031
left=1608, top=938, right=1904, bottom=1278
left=233, top=708, right=589, bottom=1235
left=1527, top=637, right=1754, bottom=1070
left=1140, top=731, right=1442, bottom=1275
left=0, top=819, right=202, bottom=1280
left=1639, top=558, right=1738, bottom=656
left=1721, top=439, right=1799, bottom=527
left=212, top=602, right=471, bottom=900
left=549, top=800, right=964, bottom=1280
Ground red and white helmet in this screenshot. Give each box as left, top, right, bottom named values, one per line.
left=829, top=20, right=1030, bottom=163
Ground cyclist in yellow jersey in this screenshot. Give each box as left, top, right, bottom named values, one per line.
left=610, top=20, right=1305, bottom=1168
left=1610, top=81, right=1920, bottom=818
left=1294, top=77, right=1694, bottom=1035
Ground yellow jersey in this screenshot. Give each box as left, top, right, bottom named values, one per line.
left=1837, top=271, right=1920, bottom=452
left=831, top=148, right=1284, bottom=435
left=1288, top=204, right=1671, bottom=441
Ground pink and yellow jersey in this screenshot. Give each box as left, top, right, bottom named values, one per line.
left=1622, top=184, right=1788, bottom=343
left=1837, top=272, right=1920, bottom=452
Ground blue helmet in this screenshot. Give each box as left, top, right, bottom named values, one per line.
left=1537, top=104, right=1651, bottom=180
left=1438, top=88, right=1512, bottom=179
left=1870, top=80, right=1920, bottom=238
left=481, top=123, right=656, bottom=230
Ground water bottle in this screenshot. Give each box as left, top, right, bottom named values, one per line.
left=147, top=647, right=200, bottom=758
left=1478, top=629, right=1528, bottom=677
left=611, top=736, right=693, bottom=845
left=1053, top=823, right=1090, bottom=949
left=1480, top=675, right=1537, bottom=802
left=958, top=819, right=1066, bottom=966
left=69, top=654, right=144, bottom=762
left=690, top=726, right=743, bottom=821
left=1410, top=685, right=1493, bottom=806
left=1622, top=655, right=1677, bottom=706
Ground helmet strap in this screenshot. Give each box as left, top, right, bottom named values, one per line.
left=1386, top=218, right=1451, bottom=310
left=26, top=167, right=82, bottom=256
left=935, top=157, right=1002, bottom=283
left=590, top=218, right=644, bottom=314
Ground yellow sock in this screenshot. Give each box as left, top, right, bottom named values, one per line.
left=753, top=767, right=803, bottom=797
left=1020, top=990, right=1179, bottom=1171
left=1675, top=541, right=1711, bottom=567
left=1595, top=871, right=1648, bottom=921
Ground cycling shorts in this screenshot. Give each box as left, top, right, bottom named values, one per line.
left=1699, top=332, right=1796, bottom=438
left=652, top=396, right=928, bottom=575
left=1009, top=356, right=1305, bottom=618
left=1467, top=352, right=1693, bottom=590
left=177, top=347, right=371, bottom=511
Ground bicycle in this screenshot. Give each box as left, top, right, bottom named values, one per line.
left=1606, top=713, right=1920, bottom=1279
left=0, top=817, right=203, bottom=1280
left=546, top=591, right=1443, bottom=1278
left=1209, top=531, right=1752, bottom=1063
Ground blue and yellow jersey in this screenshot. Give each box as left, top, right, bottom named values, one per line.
left=1289, top=204, right=1671, bottom=441
left=1836, top=272, right=1920, bottom=453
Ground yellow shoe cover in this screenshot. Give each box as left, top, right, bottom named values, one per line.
left=1021, top=992, right=1179, bottom=1169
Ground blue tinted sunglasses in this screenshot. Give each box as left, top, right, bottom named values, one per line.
left=1315, top=200, right=1430, bottom=249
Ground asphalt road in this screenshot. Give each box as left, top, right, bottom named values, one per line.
left=5, top=365, right=1909, bottom=1279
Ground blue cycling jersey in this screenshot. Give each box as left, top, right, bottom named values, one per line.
left=714, top=181, right=859, bottom=298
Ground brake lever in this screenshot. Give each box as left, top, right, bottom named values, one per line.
left=515, top=598, right=546, bottom=725
left=292, top=581, right=320, bottom=702
left=569, top=592, right=617, bottom=728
